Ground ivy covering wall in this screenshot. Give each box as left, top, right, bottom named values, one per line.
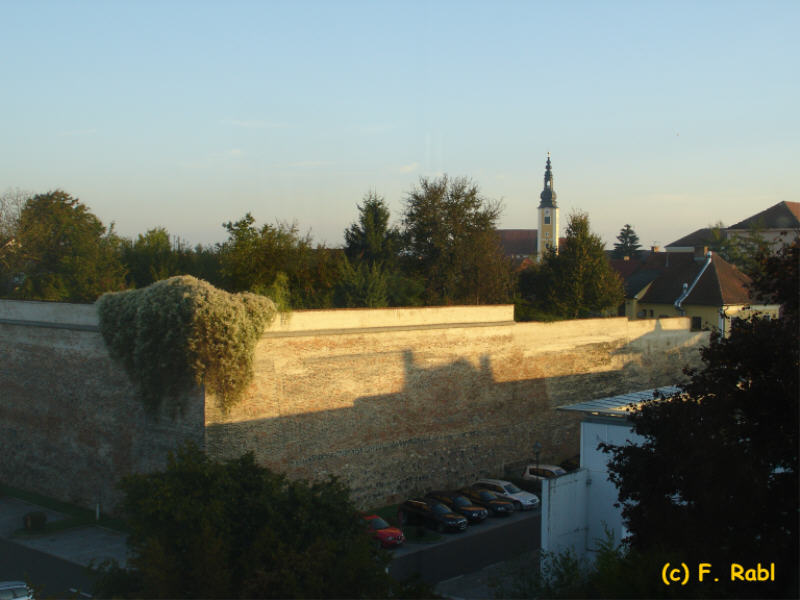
left=97, top=276, right=276, bottom=412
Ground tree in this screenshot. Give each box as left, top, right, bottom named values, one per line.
left=611, top=224, right=641, bottom=259
left=602, top=240, right=799, bottom=598
left=0, top=188, right=31, bottom=295
left=93, top=444, right=428, bottom=599
left=708, top=221, right=771, bottom=279
left=401, top=175, right=513, bottom=305
left=120, top=227, right=180, bottom=288
left=334, top=258, right=389, bottom=308
left=9, top=190, right=126, bottom=302
left=344, top=191, right=401, bottom=267
left=217, top=213, right=313, bottom=307
left=339, top=191, right=422, bottom=307
left=520, top=211, right=623, bottom=319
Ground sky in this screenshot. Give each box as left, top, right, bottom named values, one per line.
left=1, top=0, right=798, bottom=250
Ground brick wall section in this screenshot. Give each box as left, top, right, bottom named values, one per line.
left=1, top=300, right=706, bottom=512
left=205, top=314, right=707, bottom=509
left=0, top=307, right=203, bottom=512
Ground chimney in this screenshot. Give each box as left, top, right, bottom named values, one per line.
left=694, top=245, right=709, bottom=262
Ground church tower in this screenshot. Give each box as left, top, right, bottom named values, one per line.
left=537, top=153, right=559, bottom=259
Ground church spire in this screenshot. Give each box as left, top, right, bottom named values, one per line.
left=539, top=153, right=557, bottom=208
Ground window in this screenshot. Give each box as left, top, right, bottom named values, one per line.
left=544, top=216, right=551, bottom=224
left=691, top=316, right=702, bottom=331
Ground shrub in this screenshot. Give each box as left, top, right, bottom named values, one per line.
left=97, top=276, right=276, bottom=412
left=23, top=511, right=47, bottom=531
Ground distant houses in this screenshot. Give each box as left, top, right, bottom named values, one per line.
left=610, top=201, right=795, bottom=334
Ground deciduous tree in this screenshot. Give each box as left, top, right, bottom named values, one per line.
left=401, top=175, right=512, bottom=305
left=94, top=444, right=430, bottom=599
left=602, top=240, right=799, bottom=598
left=9, top=190, right=126, bottom=302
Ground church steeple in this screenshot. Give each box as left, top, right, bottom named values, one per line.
left=539, top=152, right=557, bottom=208
left=536, top=153, right=559, bottom=259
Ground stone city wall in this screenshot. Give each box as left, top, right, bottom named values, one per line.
left=1, top=300, right=707, bottom=511
left=0, top=300, right=203, bottom=512
left=205, top=307, right=707, bottom=508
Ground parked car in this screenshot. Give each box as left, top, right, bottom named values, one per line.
left=473, top=478, right=540, bottom=511
left=397, top=498, right=468, bottom=532
left=0, top=581, right=33, bottom=600
left=361, top=514, right=405, bottom=549
left=522, top=464, right=567, bottom=482
left=425, top=491, right=489, bottom=523
left=458, top=487, right=515, bottom=516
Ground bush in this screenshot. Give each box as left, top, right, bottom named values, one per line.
left=97, top=276, right=276, bottom=412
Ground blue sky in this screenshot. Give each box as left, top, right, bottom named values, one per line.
left=1, top=0, right=797, bottom=249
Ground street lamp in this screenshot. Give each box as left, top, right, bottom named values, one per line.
left=533, top=441, right=543, bottom=472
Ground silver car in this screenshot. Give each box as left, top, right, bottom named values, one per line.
left=0, top=582, right=33, bottom=600
left=473, top=478, right=540, bottom=511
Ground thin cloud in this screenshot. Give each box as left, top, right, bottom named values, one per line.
left=286, top=160, right=335, bottom=168
left=58, top=128, right=97, bottom=136
left=222, top=119, right=288, bottom=129
left=360, top=123, right=395, bottom=135
left=396, top=162, right=419, bottom=174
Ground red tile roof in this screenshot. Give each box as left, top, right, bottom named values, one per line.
left=639, top=253, right=751, bottom=306
left=497, top=229, right=537, bottom=256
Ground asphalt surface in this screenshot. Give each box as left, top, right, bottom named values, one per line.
left=390, top=508, right=540, bottom=585
left=0, top=538, right=95, bottom=598
left=0, top=495, right=539, bottom=599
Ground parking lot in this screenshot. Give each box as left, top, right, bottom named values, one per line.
left=389, top=507, right=540, bottom=584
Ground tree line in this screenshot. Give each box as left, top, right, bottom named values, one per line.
left=0, top=179, right=624, bottom=319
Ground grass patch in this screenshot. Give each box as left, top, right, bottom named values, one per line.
left=0, top=482, right=128, bottom=534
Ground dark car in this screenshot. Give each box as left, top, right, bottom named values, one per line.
left=458, top=487, right=515, bottom=516
left=361, top=514, right=405, bottom=549
left=426, top=491, right=488, bottom=523
left=397, top=498, right=468, bottom=532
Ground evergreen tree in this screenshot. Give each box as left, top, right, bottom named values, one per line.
left=521, top=212, right=623, bottom=319
left=344, top=191, right=401, bottom=267
left=612, top=223, right=641, bottom=259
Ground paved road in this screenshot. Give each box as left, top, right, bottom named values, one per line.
left=390, top=508, right=540, bottom=584
left=0, top=538, right=95, bottom=598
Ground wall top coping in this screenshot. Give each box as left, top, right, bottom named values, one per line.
left=0, top=299, right=99, bottom=328
left=0, top=299, right=515, bottom=333
left=265, top=305, right=516, bottom=333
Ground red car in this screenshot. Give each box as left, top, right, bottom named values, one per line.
left=362, top=514, right=405, bottom=549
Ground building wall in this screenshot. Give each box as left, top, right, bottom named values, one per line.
left=205, top=309, right=707, bottom=508
left=632, top=302, right=780, bottom=335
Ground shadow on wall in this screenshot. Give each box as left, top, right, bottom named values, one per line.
left=205, top=324, right=699, bottom=508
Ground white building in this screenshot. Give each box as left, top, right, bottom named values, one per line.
left=540, top=387, right=679, bottom=559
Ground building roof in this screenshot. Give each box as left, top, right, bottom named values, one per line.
left=667, top=202, right=800, bottom=249
left=557, top=386, right=681, bottom=418
left=728, top=201, right=800, bottom=231
left=639, top=253, right=751, bottom=306
left=612, top=251, right=686, bottom=297
left=497, top=229, right=537, bottom=257
left=666, top=227, right=714, bottom=249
